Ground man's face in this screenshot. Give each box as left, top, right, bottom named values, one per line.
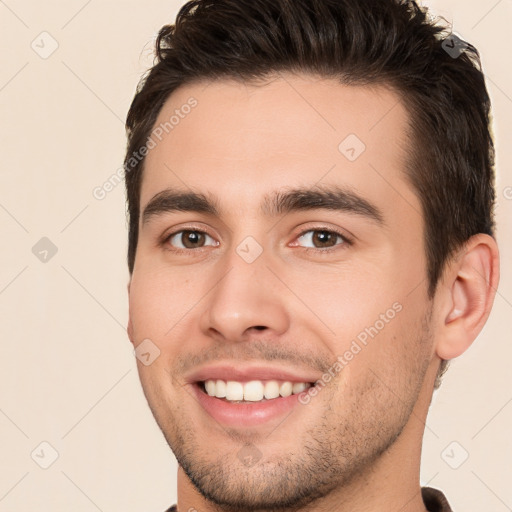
left=128, top=74, right=440, bottom=509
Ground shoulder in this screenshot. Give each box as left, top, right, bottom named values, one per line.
left=163, top=491, right=451, bottom=512
left=422, top=486, right=453, bottom=512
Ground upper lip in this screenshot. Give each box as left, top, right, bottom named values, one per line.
left=185, top=363, right=320, bottom=384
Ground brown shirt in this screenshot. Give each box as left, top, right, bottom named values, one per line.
left=164, top=486, right=452, bottom=512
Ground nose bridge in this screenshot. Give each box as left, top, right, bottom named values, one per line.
left=199, top=241, right=289, bottom=342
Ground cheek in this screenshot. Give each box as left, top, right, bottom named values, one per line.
left=344, top=295, right=432, bottom=391
left=294, top=266, right=402, bottom=341
left=298, top=263, right=428, bottom=374
left=128, top=269, right=187, bottom=339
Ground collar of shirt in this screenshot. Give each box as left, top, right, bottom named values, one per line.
left=164, top=486, right=453, bottom=512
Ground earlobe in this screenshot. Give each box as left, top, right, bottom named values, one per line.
left=435, top=234, right=499, bottom=360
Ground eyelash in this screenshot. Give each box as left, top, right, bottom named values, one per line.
left=293, top=228, right=353, bottom=254
left=160, top=225, right=353, bottom=255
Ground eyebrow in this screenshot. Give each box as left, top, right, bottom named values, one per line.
left=141, top=185, right=384, bottom=226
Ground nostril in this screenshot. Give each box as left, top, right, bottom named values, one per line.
left=253, top=326, right=267, bottom=331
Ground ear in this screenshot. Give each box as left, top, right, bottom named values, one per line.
left=435, top=233, right=499, bottom=360
left=127, top=280, right=135, bottom=345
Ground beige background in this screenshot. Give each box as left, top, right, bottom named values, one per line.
left=0, top=0, right=510, bottom=510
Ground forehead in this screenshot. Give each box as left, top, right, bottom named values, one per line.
left=140, top=73, right=420, bottom=223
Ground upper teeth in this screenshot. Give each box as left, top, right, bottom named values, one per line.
left=204, top=379, right=311, bottom=402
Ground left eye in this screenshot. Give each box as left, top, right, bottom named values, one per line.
left=295, top=229, right=347, bottom=249
left=167, top=230, right=217, bottom=249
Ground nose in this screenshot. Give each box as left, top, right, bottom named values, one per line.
left=198, top=252, right=290, bottom=343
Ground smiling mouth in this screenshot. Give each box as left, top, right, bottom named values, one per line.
left=200, top=379, right=313, bottom=403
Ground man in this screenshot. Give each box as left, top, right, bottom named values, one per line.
left=124, top=0, right=500, bottom=511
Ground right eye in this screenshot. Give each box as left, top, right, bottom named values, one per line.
left=164, top=229, right=219, bottom=251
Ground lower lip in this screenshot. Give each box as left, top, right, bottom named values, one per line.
left=191, top=383, right=306, bottom=427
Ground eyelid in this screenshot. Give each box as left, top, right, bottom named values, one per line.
left=290, top=226, right=353, bottom=250
left=160, top=223, right=354, bottom=253
left=169, top=230, right=217, bottom=249
left=160, top=223, right=219, bottom=250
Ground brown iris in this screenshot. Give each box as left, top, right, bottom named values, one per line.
left=180, top=230, right=206, bottom=248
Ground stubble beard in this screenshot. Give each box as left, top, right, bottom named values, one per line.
left=148, top=313, right=433, bottom=512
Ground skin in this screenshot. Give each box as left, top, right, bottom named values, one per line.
left=127, top=73, right=499, bottom=512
